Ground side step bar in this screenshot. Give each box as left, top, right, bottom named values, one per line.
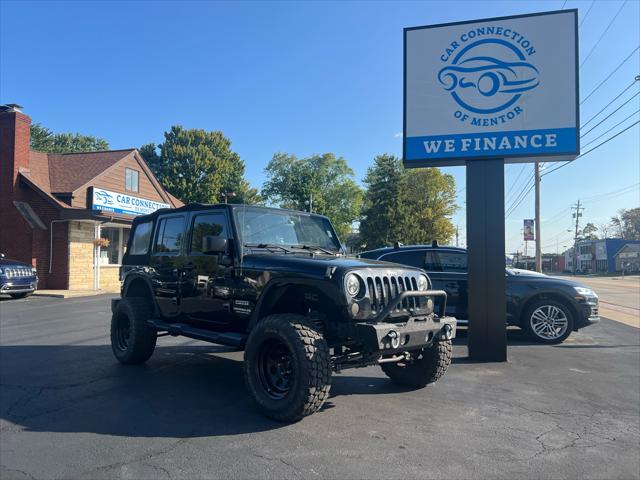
left=147, top=319, right=247, bottom=349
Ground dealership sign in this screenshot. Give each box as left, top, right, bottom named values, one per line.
left=404, top=10, right=579, bottom=166
left=89, top=187, right=170, bottom=216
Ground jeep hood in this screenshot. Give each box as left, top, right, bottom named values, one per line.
left=241, top=253, right=421, bottom=278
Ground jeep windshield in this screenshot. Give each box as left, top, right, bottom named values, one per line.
left=232, top=206, right=341, bottom=253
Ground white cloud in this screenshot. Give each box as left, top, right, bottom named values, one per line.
left=393, top=132, right=402, bottom=138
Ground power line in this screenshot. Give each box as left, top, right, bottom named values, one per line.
left=580, top=46, right=639, bottom=105
left=542, top=119, right=640, bottom=177
left=582, top=108, right=639, bottom=148
left=505, top=169, right=534, bottom=214
left=579, top=0, right=628, bottom=70
left=505, top=170, right=535, bottom=218
left=581, top=78, right=639, bottom=128
left=579, top=0, right=596, bottom=28
left=582, top=182, right=640, bottom=202
left=505, top=181, right=535, bottom=219
left=581, top=91, right=639, bottom=138
left=542, top=207, right=572, bottom=226
left=583, top=183, right=640, bottom=204
left=505, top=164, right=527, bottom=203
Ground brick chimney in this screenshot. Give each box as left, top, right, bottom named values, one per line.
left=0, top=104, right=32, bottom=196
left=0, top=104, right=33, bottom=262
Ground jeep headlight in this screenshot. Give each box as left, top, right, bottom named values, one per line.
left=574, top=286, right=596, bottom=297
left=418, top=274, right=429, bottom=291
left=345, top=273, right=360, bottom=297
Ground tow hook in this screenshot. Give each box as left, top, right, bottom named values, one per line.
left=386, top=330, right=401, bottom=349
left=441, top=324, right=454, bottom=340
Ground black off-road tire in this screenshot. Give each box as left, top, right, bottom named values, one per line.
left=381, top=340, right=453, bottom=388
left=110, top=297, right=157, bottom=365
left=244, top=314, right=331, bottom=422
left=10, top=292, right=31, bottom=299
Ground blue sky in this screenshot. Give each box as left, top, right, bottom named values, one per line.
left=1, top=0, right=638, bottom=254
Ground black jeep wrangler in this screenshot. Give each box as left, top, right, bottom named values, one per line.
left=110, top=204, right=456, bottom=422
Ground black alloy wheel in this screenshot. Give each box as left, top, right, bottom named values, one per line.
left=257, top=338, right=296, bottom=400
left=113, top=312, right=132, bottom=352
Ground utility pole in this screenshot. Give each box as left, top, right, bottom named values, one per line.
left=534, top=162, right=542, bottom=272
left=456, top=225, right=459, bottom=247
left=571, top=200, right=583, bottom=274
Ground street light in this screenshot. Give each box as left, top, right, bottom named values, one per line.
left=223, top=192, right=236, bottom=204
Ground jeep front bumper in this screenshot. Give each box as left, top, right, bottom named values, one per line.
left=355, top=290, right=457, bottom=353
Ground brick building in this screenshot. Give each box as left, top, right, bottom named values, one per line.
left=0, top=105, right=182, bottom=291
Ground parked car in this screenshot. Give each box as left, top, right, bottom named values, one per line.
left=110, top=204, right=457, bottom=422
left=0, top=253, right=38, bottom=299
left=359, top=243, right=600, bottom=344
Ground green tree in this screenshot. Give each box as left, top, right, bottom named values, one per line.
left=579, top=222, right=599, bottom=241
left=359, top=155, right=458, bottom=249
left=359, top=154, right=405, bottom=249
left=262, top=153, right=363, bottom=239
left=611, top=208, right=640, bottom=240
left=140, top=126, right=259, bottom=205
left=397, top=167, right=457, bottom=245
left=30, top=123, right=109, bottom=153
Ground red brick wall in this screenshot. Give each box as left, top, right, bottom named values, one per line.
left=0, top=110, right=69, bottom=289
left=0, top=111, right=34, bottom=264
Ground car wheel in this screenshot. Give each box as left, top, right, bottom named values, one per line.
left=244, top=314, right=331, bottom=422
left=523, top=299, right=574, bottom=344
left=110, top=297, right=157, bottom=364
left=9, top=292, right=31, bottom=299
left=381, top=339, right=453, bottom=388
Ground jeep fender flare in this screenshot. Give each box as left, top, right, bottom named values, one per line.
left=247, top=277, right=345, bottom=331
left=122, top=274, right=160, bottom=317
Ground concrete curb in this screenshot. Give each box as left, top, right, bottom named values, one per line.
left=32, top=290, right=116, bottom=299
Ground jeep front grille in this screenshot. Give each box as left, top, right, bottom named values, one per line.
left=4, top=267, right=33, bottom=278
left=365, top=274, right=419, bottom=313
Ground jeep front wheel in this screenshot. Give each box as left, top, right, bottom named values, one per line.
left=381, top=339, right=452, bottom=388
left=243, top=314, right=331, bottom=422
left=110, top=297, right=157, bottom=364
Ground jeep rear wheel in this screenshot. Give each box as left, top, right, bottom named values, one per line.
left=244, top=314, right=331, bottom=422
left=111, top=297, right=157, bottom=364
left=381, top=340, right=452, bottom=388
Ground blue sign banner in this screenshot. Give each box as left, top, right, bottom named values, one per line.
left=405, top=127, right=577, bottom=160
left=404, top=10, right=579, bottom=166
left=91, top=187, right=170, bottom=216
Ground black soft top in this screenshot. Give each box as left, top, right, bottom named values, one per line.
left=130, top=203, right=332, bottom=227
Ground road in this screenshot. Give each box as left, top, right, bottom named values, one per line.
left=1, top=294, right=639, bottom=479
left=557, top=274, right=640, bottom=328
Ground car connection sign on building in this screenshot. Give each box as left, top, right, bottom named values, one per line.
left=89, top=187, right=170, bottom=216
left=404, top=10, right=579, bottom=166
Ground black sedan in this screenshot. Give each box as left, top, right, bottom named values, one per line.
left=360, top=244, right=600, bottom=344
left=0, top=253, right=38, bottom=299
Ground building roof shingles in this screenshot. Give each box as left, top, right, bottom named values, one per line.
left=21, top=148, right=181, bottom=211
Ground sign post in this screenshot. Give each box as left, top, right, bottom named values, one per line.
left=403, top=10, right=579, bottom=361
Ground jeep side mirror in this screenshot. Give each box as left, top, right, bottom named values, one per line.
left=202, top=236, right=228, bottom=254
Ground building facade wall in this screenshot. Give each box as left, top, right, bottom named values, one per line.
left=99, top=266, right=120, bottom=291
left=72, top=154, right=167, bottom=209
left=0, top=111, right=36, bottom=266
left=67, top=221, right=95, bottom=290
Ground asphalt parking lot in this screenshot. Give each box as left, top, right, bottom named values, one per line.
left=1, top=294, right=639, bottom=479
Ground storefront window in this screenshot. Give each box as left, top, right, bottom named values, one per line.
left=100, top=227, right=131, bottom=265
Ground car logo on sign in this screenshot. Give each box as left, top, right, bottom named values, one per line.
left=437, top=37, right=539, bottom=118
